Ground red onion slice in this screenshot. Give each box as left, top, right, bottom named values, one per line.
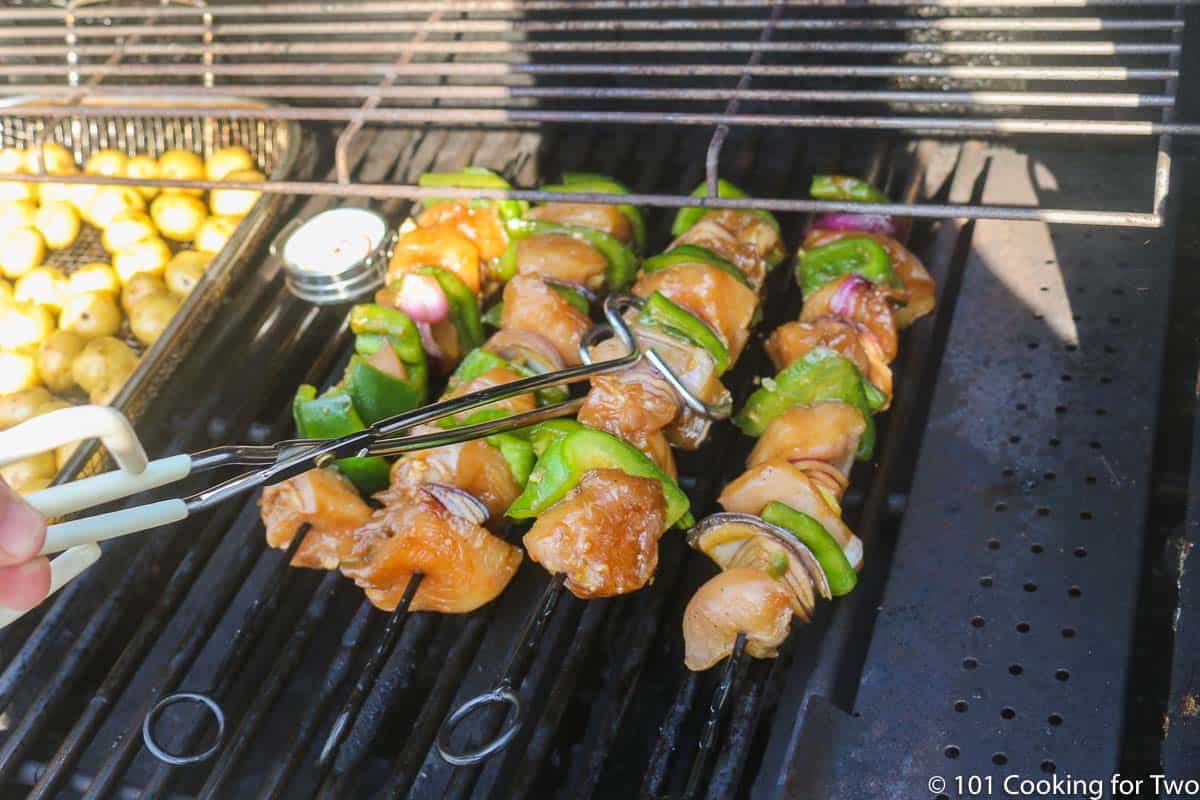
left=415, top=320, right=446, bottom=363
left=484, top=328, right=565, bottom=373
left=424, top=483, right=490, bottom=525
left=807, top=212, right=908, bottom=239
left=830, top=275, right=869, bottom=318
left=396, top=273, right=450, bottom=324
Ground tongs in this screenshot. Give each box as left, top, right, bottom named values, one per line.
left=0, top=293, right=730, bottom=630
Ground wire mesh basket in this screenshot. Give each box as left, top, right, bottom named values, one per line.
left=0, top=95, right=304, bottom=483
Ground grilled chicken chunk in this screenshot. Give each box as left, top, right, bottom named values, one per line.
left=746, top=403, right=865, bottom=479
left=443, top=365, right=538, bottom=424
left=389, top=438, right=523, bottom=525
left=343, top=483, right=522, bottom=614
left=803, top=228, right=935, bottom=328
left=417, top=200, right=508, bottom=261
left=259, top=468, right=373, bottom=570
left=515, top=234, right=608, bottom=290
left=683, top=567, right=794, bottom=671
left=634, top=264, right=758, bottom=362
left=523, top=468, right=667, bottom=598
left=671, top=217, right=768, bottom=291
left=765, top=318, right=892, bottom=406
left=703, top=209, right=785, bottom=267
left=800, top=275, right=899, bottom=363
left=501, top=276, right=593, bottom=366
left=527, top=202, right=633, bottom=244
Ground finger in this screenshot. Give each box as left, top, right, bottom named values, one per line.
left=0, top=479, right=47, bottom=567
left=0, top=558, right=51, bottom=612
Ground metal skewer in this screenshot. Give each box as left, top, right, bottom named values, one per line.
left=683, top=632, right=748, bottom=800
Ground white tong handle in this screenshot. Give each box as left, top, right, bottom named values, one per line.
left=0, top=543, right=101, bottom=630
left=0, top=405, right=194, bottom=557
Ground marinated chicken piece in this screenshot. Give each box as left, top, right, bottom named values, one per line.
left=388, top=223, right=482, bottom=294
left=704, top=209, right=786, bottom=266
left=523, top=468, right=667, bottom=598
left=746, top=403, right=866, bottom=478
left=765, top=318, right=892, bottom=407
left=527, top=202, right=633, bottom=244
left=443, top=365, right=537, bottom=424
left=500, top=276, right=592, bottom=366
left=671, top=217, right=767, bottom=291
left=417, top=200, right=508, bottom=260
left=800, top=275, right=898, bottom=363
left=514, top=233, right=608, bottom=290
left=389, top=438, right=523, bottom=524
left=683, top=567, right=794, bottom=671
left=343, top=483, right=522, bottom=613
left=634, top=265, right=758, bottom=362
left=803, top=228, right=935, bottom=328
left=259, top=468, right=373, bottom=570
left=719, top=459, right=862, bottom=570
left=578, top=350, right=681, bottom=477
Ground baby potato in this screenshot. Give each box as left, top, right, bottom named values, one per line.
left=60, top=291, right=122, bottom=339
left=130, top=293, right=181, bottom=346
left=0, top=301, right=54, bottom=350
left=113, top=236, right=171, bottom=283
left=0, top=149, right=27, bottom=175
left=26, top=142, right=76, bottom=176
left=36, top=329, right=86, bottom=392
left=0, top=227, right=44, bottom=279
left=0, top=200, right=38, bottom=238
left=72, top=336, right=137, bottom=400
left=121, top=272, right=168, bottom=313
left=205, top=146, right=255, bottom=181
left=150, top=192, right=207, bottom=241
left=35, top=200, right=81, bottom=250
left=84, top=185, right=145, bottom=229
left=157, top=149, right=205, bottom=196
left=0, top=278, right=12, bottom=306
left=0, top=352, right=40, bottom=397
left=194, top=215, right=238, bottom=254
left=164, top=250, right=212, bottom=297
left=0, top=451, right=57, bottom=493
left=84, top=148, right=129, bottom=178
left=0, top=151, right=36, bottom=204
left=68, top=262, right=120, bottom=296
left=101, top=208, right=156, bottom=254
left=0, top=386, right=52, bottom=427
left=126, top=155, right=161, bottom=200
left=209, top=168, right=264, bottom=217
left=14, top=266, right=67, bottom=312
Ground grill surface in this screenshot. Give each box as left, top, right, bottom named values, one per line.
left=0, top=3, right=1197, bottom=799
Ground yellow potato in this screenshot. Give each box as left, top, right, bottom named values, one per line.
left=0, top=200, right=38, bottom=238
left=72, top=335, right=137, bottom=400
left=0, top=278, right=12, bottom=306
left=209, top=168, right=264, bottom=218
left=0, top=451, right=57, bottom=493
left=129, top=293, right=180, bottom=346
left=205, top=146, right=256, bottom=181
left=68, top=263, right=120, bottom=296
left=0, top=179, right=35, bottom=204
left=126, top=155, right=161, bottom=200
left=0, top=386, right=52, bottom=427
left=59, top=291, right=122, bottom=339
left=150, top=193, right=207, bottom=242
left=0, top=228, right=44, bottom=280
left=101, top=208, right=156, bottom=254
left=35, top=200, right=81, bottom=250
left=157, top=149, right=205, bottom=196
left=0, top=301, right=54, bottom=350
left=84, top=149, right=129, bottom=178
left=195, top=215, right=238, bottom=254
left=14, top=266, right=67, bottom=312
left=164, top=250, right=212, bottom=297
left=26, top=142, right=76, bottom=176
left=37, top=329, right=86, bottom=393
left=113, top=237, right=171, bottom=283
left=0, top=149, right=27, bottom=175
left=0, top=148, right=34, bottom=202
left=84, top=185, right=145, bottom=229
left=121, top=272, right=168, bottom=313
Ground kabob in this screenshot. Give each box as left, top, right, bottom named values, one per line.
left=435, top=180, right=787, bottom=763
left=680, top=174, right=936, bottom=673
left=258, top=170, right=645, bottom=615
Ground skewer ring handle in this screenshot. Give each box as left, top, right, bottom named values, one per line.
left=142, top=691, right=226, bottom=766
left=436, top=686, right=523, bottom=766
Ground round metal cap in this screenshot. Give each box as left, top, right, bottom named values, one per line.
left=272, top=207, right=392, bottom=305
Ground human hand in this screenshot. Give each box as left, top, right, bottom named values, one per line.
left=0, top=478, right=49, bottom=612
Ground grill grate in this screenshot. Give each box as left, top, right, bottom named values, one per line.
left=0, top=0, right=1191, bottom=224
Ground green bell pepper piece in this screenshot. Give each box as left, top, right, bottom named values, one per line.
left=418, top=166, right=528, bottom=222
left=638, top=290, right=730, bottom=374
left=641, top=244, right=752, bottom=290
left=551, top=283, right=591, bottom=315
left=760, top=501, right=857, bottom=596
left=291, top=384, right=390, bottom=494
left=448, top=347, right=511, bottom=390
left=348, top=304, right=429, bottom=419
left=526, top=419, right=586, bottom=457
left=344, top=357, right=425, bottom=426
left=734, top=347, right=886, bottom=460
left=413, top=266, right=484, bottom=354
left=670, top=179, right=782, bottom=242
left=489, top=432, right=535, bottom=485
left=497, top=219, right=638, bottom=289
left=507, top=428, right=693, bottom=528
left=542, top=172, right=647, bottom=254
left=482, top=301, right=504, bottom=329
left=796, top=236, right=899, bottom=298
left=809, top=174, right=889, bottom=204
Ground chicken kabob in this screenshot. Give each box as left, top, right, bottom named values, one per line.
left=436, top=180, right=786, bottom=765
left=259, top=171, right=644, bottom=615
left=675, top=174, right=936, bottom=796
